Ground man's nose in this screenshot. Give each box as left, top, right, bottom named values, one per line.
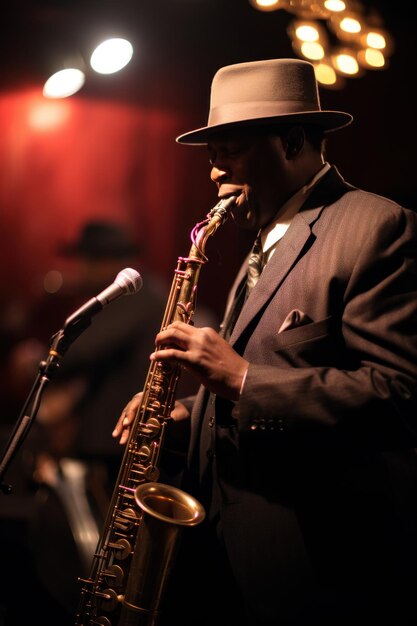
left=210, top=164, right=229, bottom=183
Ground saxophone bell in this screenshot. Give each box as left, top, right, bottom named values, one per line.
left=118, top=483, right=205, bottom=626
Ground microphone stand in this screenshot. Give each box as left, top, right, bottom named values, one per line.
left=0, top=317, right=91, bottom=495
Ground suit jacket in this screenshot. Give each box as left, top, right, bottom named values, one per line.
left=184, top=166, right=417, bottom=623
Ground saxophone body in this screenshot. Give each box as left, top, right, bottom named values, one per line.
left=75, top=197, right=234, bottom=626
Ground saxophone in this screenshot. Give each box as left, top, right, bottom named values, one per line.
left=75, top=196, right=235, bottom=626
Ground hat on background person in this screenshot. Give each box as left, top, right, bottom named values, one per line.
left=59, top=220, right=138, bottom=259
left=176, top=58, right=353, bottom=145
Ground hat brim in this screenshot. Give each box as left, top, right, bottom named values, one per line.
left=176, top=110, right=353, bottom=145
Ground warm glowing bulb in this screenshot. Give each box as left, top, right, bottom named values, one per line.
left=334, top=53, right=359, bottom=74
left=366, top=32, right=386, bottom=49
left=324, top=0, right=345, bottom=11
left=301, top=42, right=325, bottom=60
left=340, top=17, right=361, bottom=34
left=295, top=24, right=320, bottom=42
left=315, top=63, right=337, bottom=85
left=251, top=0, right=281, bottom=11
left=365, top=48, right=385, bottom=67
left=358, top=48, right=385, bottom=68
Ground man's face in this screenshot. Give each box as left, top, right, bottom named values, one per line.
left=207, top=127, right=290, bottom=230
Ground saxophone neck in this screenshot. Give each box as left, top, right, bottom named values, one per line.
left=192, top=196, right=235, bottom=258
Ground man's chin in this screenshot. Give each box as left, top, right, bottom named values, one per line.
left=219, top=190, right=256, bottom=229
left=231, top=209, right=257, bottom=230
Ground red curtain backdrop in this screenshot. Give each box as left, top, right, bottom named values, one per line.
left=0, top=88, right=202, bottom=292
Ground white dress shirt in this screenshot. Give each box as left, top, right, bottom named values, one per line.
left=260, top=162, right=331, bottom=261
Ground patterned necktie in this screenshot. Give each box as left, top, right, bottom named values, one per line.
left=221, top=232, right=265, bottom=339
left=246, top=231, right=265, bottom=293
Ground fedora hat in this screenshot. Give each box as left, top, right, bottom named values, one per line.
left=60, top=220, right=138, bottom=259
left=176, top=58, right=353, bottom=145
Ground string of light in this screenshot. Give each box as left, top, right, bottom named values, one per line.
left=249, top=0, right=394, bottom=89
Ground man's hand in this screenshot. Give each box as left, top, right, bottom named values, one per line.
left=112, top=392, right=190, bottom=445
left=112, top=321, right=248, bottom=445
left=150, top=321, right=249, bottom=401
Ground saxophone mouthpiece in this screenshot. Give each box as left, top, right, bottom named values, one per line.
left=217, top=196, right=237, bottom=211
left=209, top=196, right=236, bottom=222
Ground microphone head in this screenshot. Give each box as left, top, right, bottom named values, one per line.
left=115, top=268, right=143, bottom=295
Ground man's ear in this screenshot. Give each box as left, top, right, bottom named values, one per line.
left=283, top=126, right=305, bottom=159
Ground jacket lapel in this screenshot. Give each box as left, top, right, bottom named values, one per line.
left=228, top=209, right=317, bottom=345
left=228, top=166, right=354, bottom=346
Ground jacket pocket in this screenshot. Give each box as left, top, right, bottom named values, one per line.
left=271, top=315, right=333, bottom=350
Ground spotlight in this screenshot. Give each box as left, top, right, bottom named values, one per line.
left=43, top=68, right=86, bottom=99
left=90, top=38, right=134, bottom=75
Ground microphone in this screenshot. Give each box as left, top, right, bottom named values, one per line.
left=63, top=267, right=143, bottom=330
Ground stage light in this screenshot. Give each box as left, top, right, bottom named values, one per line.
left=90, top=38, right=134, bottom=75
left=43, top=68, right=86, bottom=99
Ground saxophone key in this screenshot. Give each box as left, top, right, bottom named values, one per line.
left=137, top=445, right=152, bottom=463
left=114, top=507, right=138, bottom=531
left=140, top=417, right=161, bottom=437
left=107, top=538, right=131, bottom=560
left=144, top=465, right=160, bottom=481
left=130, top=465, right=146, bottom=479
left=95, top=587, right=120, bottom=612
left=150, top=383, right=164, bottom=397
left=103, top=564, right=125, bottom=587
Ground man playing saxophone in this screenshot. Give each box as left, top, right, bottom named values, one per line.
left=113, top=59, right=417, bottom=626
